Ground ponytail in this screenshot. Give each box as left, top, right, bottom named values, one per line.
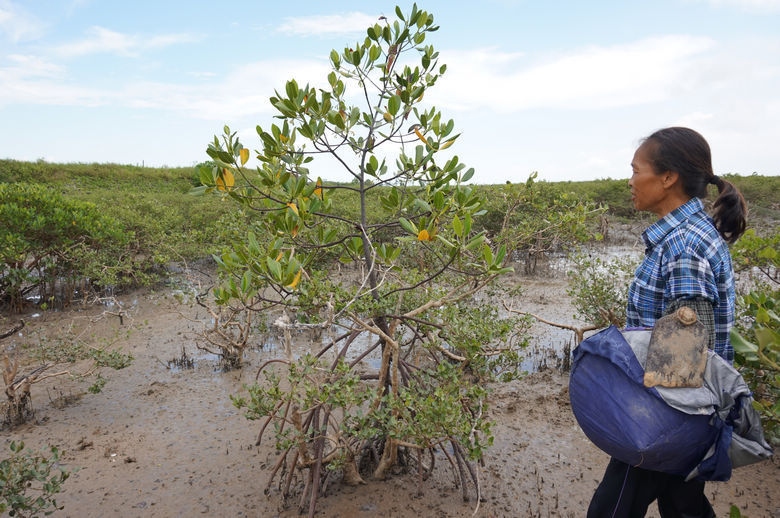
left=710, top=176, right=747, bottom=244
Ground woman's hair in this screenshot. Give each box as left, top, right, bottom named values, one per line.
left=642, top=127, right=747, bottom=243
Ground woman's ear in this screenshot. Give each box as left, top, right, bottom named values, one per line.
left=662, top=171, right=680, bottom=189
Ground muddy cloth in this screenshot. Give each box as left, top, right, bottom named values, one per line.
left=570, top=325, right=773, bottom=481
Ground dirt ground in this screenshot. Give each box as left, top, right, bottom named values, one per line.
left=2, top=268, right=778, bottom=518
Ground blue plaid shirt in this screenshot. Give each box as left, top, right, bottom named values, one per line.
left=627, top=197, right=735, bottom=362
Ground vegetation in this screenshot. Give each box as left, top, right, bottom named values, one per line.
left=566, top=252, right=640, bottom=329
left=0, top=159, right=235, bottom=312
left=1, top=316, right=134, bottom=428
left=201, top=6, right=530, bottom=514
left=479, top=173, right=605, bottom=274
left=0, top=183, right=128, bottom=312
left=1, top=163, right=777, bottom=314
left=1, top=159, right=778, bottom=504
left=730, top=230, right=780, bottom=445
left=0, top=17, right=778, bottom=512
left=0, top=441, right=70, bottom=517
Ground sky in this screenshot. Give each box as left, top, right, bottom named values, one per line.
left=1, top=0, right=779, bottom=184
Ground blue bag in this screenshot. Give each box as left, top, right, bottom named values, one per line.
left=569, top=325, right=720, bottom=477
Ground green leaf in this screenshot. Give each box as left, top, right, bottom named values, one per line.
left=399, top=217, right=418, bottom=235
left=285, top=79, right=299, bottom=100
left=377, top=243, right=400, bottom=262
left=463, top=213, right=473, bottom=235
left=495, top=245, right=508, bottom=265
left=199, top=164, right=215, bottom=186
left=754, top=327, right=779, bottom=350
left=366, top=155, right=379, bottom=176
left=369, top=44, right=381, bottom=62
left=758, top=246, right=777, bottom=260
left=388, top=94, right=401, bottom=116
left=731, top=329, right=759, bottom=354
left=247, top=232, right=261, bottom=256
left=482, top=245, right=494, bottom=264
left=432, top=190, right=445, bottom=210
left=436, top=235, right=456, bottom=248
left=452, top=215, right=463, bottom=237
left=241, top=270, right=252, bottom=294
left=413, top=198, right=431, bottom=213
left=465, top=234, right=486, bottom=251
left=347, top=236, right=364, bottom=256
left=266, top=256, right=282, bottom=281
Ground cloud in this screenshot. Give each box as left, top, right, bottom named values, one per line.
left=3, top=53, right=63, bottom=79
left=431, top=35, right=716, bottom=112
left=0, top=61, right=106, bottom=106
left=0, top=33, right=330, bottom=117
left=277, top=12, right=381, bottom=37
left=66, top=0, right=92, bottom=14
left=0, top=30, right=723, bottom=130
left=55, top=26, right=198, bottom=58
left=0, top=54, right=74, bottom=106
left=0, top=0, right=45, bottom=42
left=113, top=57, right=332, bottom=121
left=700, top=0, right=780, bottom=11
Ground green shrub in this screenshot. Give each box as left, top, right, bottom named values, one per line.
left=732, top=228, right=779, bottom=286
left=566, top=252, right=640, bottom=328
left=206, top=6, right=520, bottom=513
left=731, top=290, right=780, bottom=445
left=0, top=183, right=129, bottom=311
left=480, top=173, right=605, bottom=274
left=0, top=441, right=71, bottom=517
left=731, top=227, right=780, bottom=446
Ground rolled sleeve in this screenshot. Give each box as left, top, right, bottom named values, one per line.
left=665, top=251, right=717, bottom=304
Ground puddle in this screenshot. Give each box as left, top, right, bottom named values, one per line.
left=160, top=244, right=646, bottom=379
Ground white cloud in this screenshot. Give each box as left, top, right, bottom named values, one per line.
left=0, top=54, right=72, bottom=106
left=432, top=35, right=716, bottom=112
left=167, top=58, right=331, bottom=120
left=55, top=26, right=197, bottom=58
left=0, top=68, right=107, bottom=106
left=0, top=0, right=45, bottom=42
left=0, top=38, right=331, bottom=117
left=701, top=0, right=780, bottom=11
left=3, top=53, right=63, bottom=79
left=66, top=0, right=92, bottom=14
left=277, top=12, right=381, bottom=37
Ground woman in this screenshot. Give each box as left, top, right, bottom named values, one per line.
left=587, top=127, right=748, bottom=517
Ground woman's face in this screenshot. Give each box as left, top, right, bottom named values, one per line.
left=629, top=142, right=670, bottom=217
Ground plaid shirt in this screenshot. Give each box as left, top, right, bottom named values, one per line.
left=627, top=197, right=735, bottom=362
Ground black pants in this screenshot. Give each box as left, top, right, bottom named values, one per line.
left=587, top=458, right=715, bottom=518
